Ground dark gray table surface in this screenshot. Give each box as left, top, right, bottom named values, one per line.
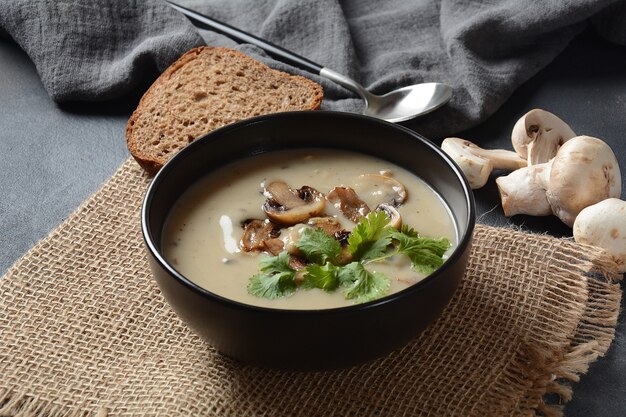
left=1, top=28, right=624, bottom=416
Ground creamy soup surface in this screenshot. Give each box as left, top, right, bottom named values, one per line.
left=162, top=149, right=457, bottom=309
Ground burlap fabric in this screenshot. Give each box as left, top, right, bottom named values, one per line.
left=0, top=158, right=622, bottom=417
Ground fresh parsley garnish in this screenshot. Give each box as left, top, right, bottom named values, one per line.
left=398, top=224, right=419, bottom=238
left=347, top=210, right=392, bottom=261
left=303, top=262, right=339, bottom=291
left=296, top=228, right=342, bottom=264
left=247, top=211, right=450, bottom=304
left=389, top=230, right=450, bottom=274
left=338, top=262, right=391, bottom=303
left=247, top=251, right=297, bottom=299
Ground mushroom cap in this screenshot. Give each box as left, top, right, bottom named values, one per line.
left=495, top=164, right=551, bottom=217
left=375, top=203, right=402, bottom=230
left=545, top=136, right=622, bottom=227
left=327, top=186, right=371, bottom=223
left=352, top=173, right=408, bottom=207
left=263, top=181, right=325, bottom=225
left=573, top=198, right=626, bottom=272
left=307, top=216, right=345, bottom=236
left=511, top=109, right=576, bottom=165
left=240, top=219, right=282, bottom=253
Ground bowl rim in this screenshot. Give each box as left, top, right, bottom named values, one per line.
left=141, top=110, right=476, bottom=316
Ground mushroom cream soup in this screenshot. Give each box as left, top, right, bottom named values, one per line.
left=163, top=149, right=457, bottom=309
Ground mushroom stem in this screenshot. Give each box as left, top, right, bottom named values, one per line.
left=511, top=109, right=576, bottom=165
left=441, top=137, right=527, bottom=189
left=495, top=164, right=551, bottom=217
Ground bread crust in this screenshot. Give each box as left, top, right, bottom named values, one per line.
left=125, top=47, right=324, bottom=176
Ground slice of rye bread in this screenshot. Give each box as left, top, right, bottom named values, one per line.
left=126, top=46, right=323, bottom=175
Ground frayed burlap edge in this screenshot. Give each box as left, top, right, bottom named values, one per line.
left=0, top=390, right=109, bottom=417
left=443, top=231, right=623, bottom=417
left=513, top=251, right=622, bottom=417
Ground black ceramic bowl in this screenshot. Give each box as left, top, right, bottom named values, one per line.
left=142, top=111, right=475, bottom=370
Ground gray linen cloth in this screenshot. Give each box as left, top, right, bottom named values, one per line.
left=1, top=0, right=625, bottom=138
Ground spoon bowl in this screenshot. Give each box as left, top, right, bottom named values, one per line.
left=168, top=1, right=453, bottom=123
left=364, top=83, right=453, bottom=122
left=319, top=68, right=452, bottom=123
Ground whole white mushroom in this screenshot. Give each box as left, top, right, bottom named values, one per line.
left=441, top=137, right=527, bottom=189
left=495, top=136, right=621, bottom=226
left=545, top=136, right=621, bottom=226
left=573, top=198, right=626, bottom=272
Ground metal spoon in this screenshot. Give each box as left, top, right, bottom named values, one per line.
left=167, top=1, right=453, bottom=123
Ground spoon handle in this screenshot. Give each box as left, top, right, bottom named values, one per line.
left=167, top=1, right=324, bottom=75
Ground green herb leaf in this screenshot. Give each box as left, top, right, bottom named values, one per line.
left=398, top=223, right=419, bottom=238
left=296, top=227, right=342, bottom=264
left=390, top=230, right=450, bottom=274
left=337, top=262, right=391, bottom=303
left=258, top=251, right=294, bottom=274
left=303, top=262, right=340, bottom=291
left=247, top=251, right=297, bottom=299
left=347, top=211, right=392, bottom=261
left=247, top=273, right=296, bottom=299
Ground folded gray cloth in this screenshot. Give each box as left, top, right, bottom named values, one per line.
left=1, top=0, right=625, bottom=138
left=0, top=0, right=204, bottom=101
